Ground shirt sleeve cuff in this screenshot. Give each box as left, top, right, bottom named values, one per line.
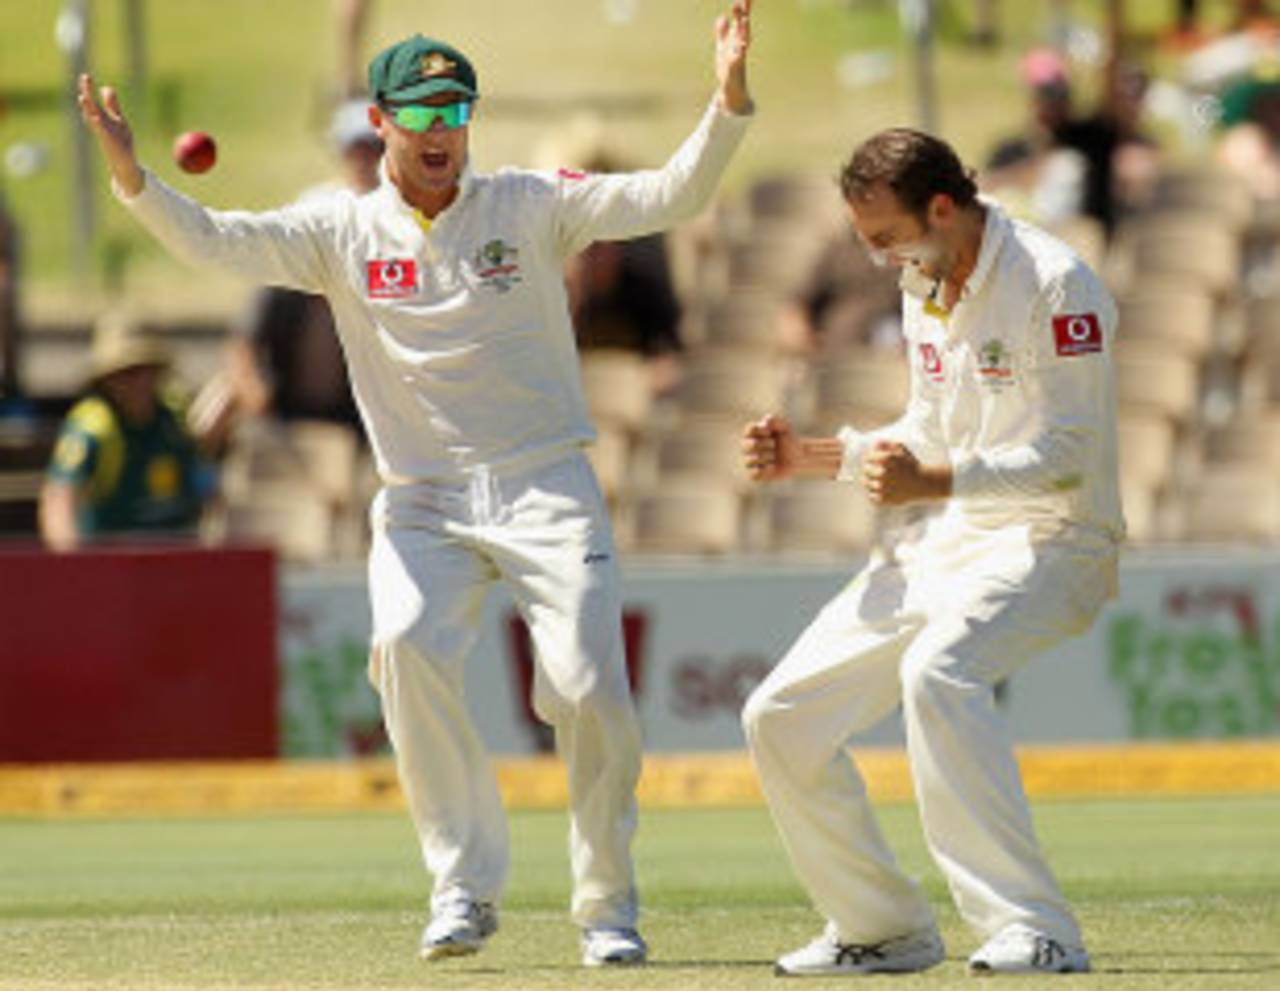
left=110, top=168, right=151, bottom=205
left=951, top=454, right=995, bottom=498
left=835, top=425, right=864, bottom=482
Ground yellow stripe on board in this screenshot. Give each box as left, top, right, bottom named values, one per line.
left=1, top=742, right=1277, bottom=818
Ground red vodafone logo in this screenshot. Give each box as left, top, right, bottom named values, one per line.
left=366, top=258, right=418, bottom=298
left=1052, top=312, right=1103, bottom=356
left=919, top=342, right=944, bottom=381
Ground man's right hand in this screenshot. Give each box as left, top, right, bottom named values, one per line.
left=743, top=413, right=846, bottom=482
left=77, top=73, right=144, bottom=197
left=742, top=413, right=799, bottom=482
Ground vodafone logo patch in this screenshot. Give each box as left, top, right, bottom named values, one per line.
left=1052, top=313, right=1103, bottom=356
left=919, top=342, right=944, bottom=382
left=366, top=258, right=418, bottom=299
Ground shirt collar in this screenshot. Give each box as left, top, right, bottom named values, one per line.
left=897, top=195, right=1009, bottom=309
left=377, top=159, right=477, bottom=228
left=960, top=195, right=1008, bottom=301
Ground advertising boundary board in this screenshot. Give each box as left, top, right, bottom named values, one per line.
left=279, top=548, right=1280, bottom=758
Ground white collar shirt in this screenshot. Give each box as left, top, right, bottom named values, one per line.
left=117, top=102, right=751, bottom=484
left=840, top=200, right=1125, bottom=547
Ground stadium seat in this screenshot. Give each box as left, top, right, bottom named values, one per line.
left=653, top=417, right=748, bottom=489
left=1177, top=465, right=1280, bottom=542
left=1118, top=477, right=1157, bottom=544
left=629, top=482, right=741, bottom=555
left=1117, top=283, right=1216, bottom=358
left=1150, top=168, right=1253, bottom=233
left=579, top=350, right=651, bottom=432
left=1117, top=410, right=1176, bottom=489
left=222, top=420, right=358, bottom=510
left=1113, top=340, right=1199, bottom=422
left=585, top=425, right=631, bottom=503
left=1128, top=213, right=1240, bottom=296
left=287, top=421, right=359, bottom=507
left=1202, top=412, right=1280, bottom=471
left=218, top=487, right=335, bottom=562
left=727, top=221, right=828, bottom=295
left=677, top=349, right=786, bottom=420
left=701, top=291, right=784, bottom=352
left=766, top=481, right=877, bottom=554
left=747, top=174, right=846, bottom=235
left=812, top=351, right=909, bottom=429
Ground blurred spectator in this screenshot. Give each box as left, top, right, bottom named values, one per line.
left=777, top=227, right=902, bottom=357
left=542, top=126, right=687, bottom=397
left=199, top=101, right=381, bottom=442
left=39, top=315, right=215, bottom=551
left=1215, top=61, right=1280, bottom=200
left=565, top=225, right=685, bottom=396
left=1166, top=1, right=1276, bottom=51
left=0, top=190, right=19, bottom=398
left=986, top=9, right=1160, bottom=239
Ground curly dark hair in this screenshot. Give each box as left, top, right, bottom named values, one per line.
left=839, top=128, right=978, bottom=220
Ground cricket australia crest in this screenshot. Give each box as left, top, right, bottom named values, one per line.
left=977, top=337, right=1015, bottom=389
left=473, top=238, right=523, bottom=293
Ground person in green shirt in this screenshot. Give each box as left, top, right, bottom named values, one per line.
left=39, top=316, right=210, bottom=550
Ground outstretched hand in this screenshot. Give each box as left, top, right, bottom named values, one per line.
left=714, top=0, right=752, bottom=115
left=77, top=73, right=144, bottom=196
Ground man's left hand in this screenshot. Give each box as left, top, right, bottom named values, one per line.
left=715, top=0, right=753, bottom=115
left=861, top=440, right=953, bottom=506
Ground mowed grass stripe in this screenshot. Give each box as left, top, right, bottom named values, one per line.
left=0, top=799, right=1277, bottom=989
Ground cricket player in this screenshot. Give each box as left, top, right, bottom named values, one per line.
left=740, top=128, right=1122, bottom=976
left=79, top=1, right=753, bottom=967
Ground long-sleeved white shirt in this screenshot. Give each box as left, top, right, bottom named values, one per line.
left=118, top=102, right=751, bottom=484
left=838, top=201, right=1125, bottom=546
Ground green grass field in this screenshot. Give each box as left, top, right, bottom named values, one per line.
left=2, top=796, right=1277, bottom=989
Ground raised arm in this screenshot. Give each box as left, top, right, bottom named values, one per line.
left=550, top=0, right=753, bottom=254
left=77, top=73, right=332, bottom=293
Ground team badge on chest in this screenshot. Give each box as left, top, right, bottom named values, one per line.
left=366, top=258, right=418, bottom=298
left=473, top=239, right=523, bottom=293
left=977, top=337, right=1015, bottom=389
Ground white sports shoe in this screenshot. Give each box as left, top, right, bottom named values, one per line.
left=581, top=926, right=648, bottom=967
left=774, top=926, right=945, bottom=976
left=968, top=924, right=1090, bottom=974
left=419, top=900, right=498, bottom=961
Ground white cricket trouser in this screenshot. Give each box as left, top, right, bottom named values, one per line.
left=367, top=450, right=642, bottom=929
left=742, top=521, right=1116, bottom=946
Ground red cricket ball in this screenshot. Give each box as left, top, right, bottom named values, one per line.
left=173, top=131, right=217, bottom=174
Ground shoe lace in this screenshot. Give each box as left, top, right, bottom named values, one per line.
left=833, top=940, right=890, bottom=966
left=1031, top=935, right=1067, bottom=968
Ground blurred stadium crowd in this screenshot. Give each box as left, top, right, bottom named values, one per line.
left=6, top=2, right=1280, bottom=560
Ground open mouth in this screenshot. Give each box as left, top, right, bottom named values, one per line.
left=421, top=150, right=450, bottom=171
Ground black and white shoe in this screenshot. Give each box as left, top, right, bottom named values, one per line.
left=968, top=924, right=1090, bottom=974
left=774, top=925, right=945, bottom=976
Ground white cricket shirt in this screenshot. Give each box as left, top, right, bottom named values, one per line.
left=839, top=201, right=1125, bottom=546
left=117, top=102, right=751, bottom=484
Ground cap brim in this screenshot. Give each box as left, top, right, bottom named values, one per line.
left=384, top=78, right=476, bottom=103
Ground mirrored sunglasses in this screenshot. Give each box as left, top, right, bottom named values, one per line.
left=386, top=101, right=473, bottom=132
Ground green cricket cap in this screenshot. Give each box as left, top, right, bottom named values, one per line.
left=368, top=36, right=478, bottom=105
